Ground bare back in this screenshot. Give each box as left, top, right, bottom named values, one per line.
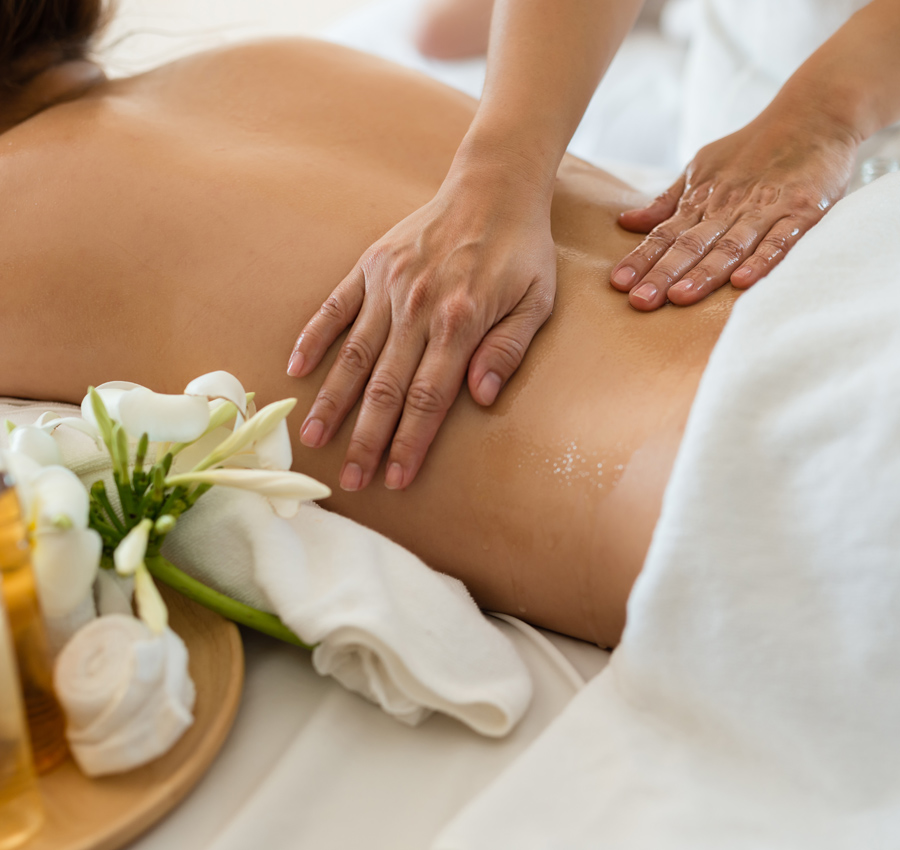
left=0, top=40, right=738, bottom=645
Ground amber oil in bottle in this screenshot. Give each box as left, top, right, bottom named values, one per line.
left=0, top=475, right=68, bottom=774
left=0, top=591, right=44, bottom=849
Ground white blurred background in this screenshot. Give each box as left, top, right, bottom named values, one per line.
left=99, top=0, right=373, bottom=75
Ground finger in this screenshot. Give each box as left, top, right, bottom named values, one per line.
left=617, top=174, right=686, bottom=234
left=665, top=217, right=772, bottom=305
left=382, top=339, right=474, bottom=491
left=287, top=266, right=365, bottom=378
left=299, top=304, right=390, bottom=450
left=610, top=208, right=702, bottom=294
left=624, top=218, right=729, bottom=310
left=467, top=283, right=555, bottom=406
left=730, top=217, right=806, bottom=290
left=337, top=330, right=426, bottom=492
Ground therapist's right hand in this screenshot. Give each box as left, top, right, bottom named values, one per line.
left=287, top=164, right=557, bottom=493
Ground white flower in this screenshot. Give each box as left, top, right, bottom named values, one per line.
left=114, top=519, right=152, bottom=576
left=191, top=399, right=297, bottom=472
left=113, top=520, right=167, bottom=633
left=184, top=371, right=248, bottom=423
left=252, top=417, right=293, bottom=471
left=31, top=527, right=102, bottom=618
left=81, top=382, right=144, bottom=428
left=118, top=388, right=210, bottom=444
left=165, top=468, right=330, bottom=518
left=29, top=466, right=90, bottom=530
left=134, top=564, right=168, bottom=634
left=9, top=425, right=62, bottom=467
left=32, top=412, right=102, bottom=448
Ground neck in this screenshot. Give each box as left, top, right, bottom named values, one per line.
left=0, top=60, right=106, bottom=135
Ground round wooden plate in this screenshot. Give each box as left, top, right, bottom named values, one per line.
left=24, top=583, right=244, bottom=850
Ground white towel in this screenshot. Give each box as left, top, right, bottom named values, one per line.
left=0, top=403, right=531, bottom=737
left=436, top=173, right=900, bottom=847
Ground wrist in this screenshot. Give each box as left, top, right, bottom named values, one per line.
left=768, top=68, right=870, bottom=151
left=447, top=128, right=560, bottom=206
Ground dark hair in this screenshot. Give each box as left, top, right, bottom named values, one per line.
left=0, top=0, right=108, bottom=91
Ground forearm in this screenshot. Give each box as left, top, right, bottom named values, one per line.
left=451, top=0, right=644, bottom=198
left=769, top=0, right=900, bottom=146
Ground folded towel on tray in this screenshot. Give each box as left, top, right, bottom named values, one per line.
left=436, top=174, right=900, bottom=846
left=0, top=401, right=531, bottom=737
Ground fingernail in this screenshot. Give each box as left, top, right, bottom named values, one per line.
left=385, top=462, right=404, bottom=490
left=477, top=371, right=502, bottom=405
left=300, top=417, right=324, bottom=448
left=671, top=279, right=695, bottom=295
left=612, top=267, right=636, bottom=288
left=632, top=283, right=658, bottom=302
left=340, top=462, right=363, bottom=492
left=287, top=349, right=305, bottom=377
left=732, top=267, right=752, bottom=282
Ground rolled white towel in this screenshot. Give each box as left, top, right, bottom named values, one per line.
left=53, top=615, right=195, bottom=777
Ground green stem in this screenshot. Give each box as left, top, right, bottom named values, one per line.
left=145, top=555, right=314, bottom=650
left=93, top=486, right=126, bottom=535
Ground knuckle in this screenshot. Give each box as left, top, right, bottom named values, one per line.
left=338, top=335, right=376, bottom=373
left=403, top=276, right=434, bottom=317
left=714, top=236, right=746, bottom=265
left=387, top=430, right=421, bottom=465
left=486, top=333, right=527, bottom=373
left=532, top=287, right=555, bottom=318
left=645, top=229, right=674, bottom=249
left=363, top=373, right=405, bottom=411
left=437, top=293, right=479, bottom=336
left=319, top=294, right=346, bottom=323
left=313, top=388, right=342, bottom=418
left=759, top=229, right=796, bottom=260
left=347, top=429, right=383, bottom=458
left=674, top=231, right=708, bottom=258
left=406, top=379, right=447, bottom=416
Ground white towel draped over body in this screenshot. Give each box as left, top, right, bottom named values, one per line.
left=0, top=406, right=531, bottom=738
left=436, top=173, right=900, bottom=848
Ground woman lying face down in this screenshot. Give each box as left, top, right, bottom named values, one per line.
left=0, top=2, right=739, bottom=647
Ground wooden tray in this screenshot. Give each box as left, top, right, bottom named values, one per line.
left=25, top=584, right=244, bottom=850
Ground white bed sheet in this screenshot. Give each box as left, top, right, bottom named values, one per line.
left=127, top=625, right=608, bottom=850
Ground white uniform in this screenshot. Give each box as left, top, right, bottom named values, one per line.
left=679, top=0, right=872, bottom=163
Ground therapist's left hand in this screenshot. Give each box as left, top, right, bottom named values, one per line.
left=609, top=107, right=860, bottom=310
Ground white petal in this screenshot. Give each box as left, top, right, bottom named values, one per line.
left=35, top=412, right=61, bottom=428
left=268, top=496, right=301, bottom=518
left=184, top=371, right=248, bottom=419
left=31, top=465, right=90, bottom=529
left=253, top=418, right=293, bottom=471
left=0, top=449, right=43, bottom=514
left=50, top=417, right=103, bottom=447
left=31, top=527, right=102, bottom=617
left=169, top=425, right=234, bottom=474
left=81, top=382, right=144, bottom=427
left=118, top=388, right=210, bottom=443
left=134, top=564, right=168, bottom=633
left=114, top=519, right=152, bottom=576
left=166, top=468, right=330, bottom=505
left=192, top=399, right=296, bottom=471
left=9, top=425, right=63, bottom=467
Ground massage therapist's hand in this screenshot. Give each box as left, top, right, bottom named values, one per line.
left=287, top=166, right=556, bottom=492
left=610, top=105, right=860, bottom=311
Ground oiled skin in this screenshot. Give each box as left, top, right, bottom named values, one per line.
left=0, top=40, right=737, bottom=645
